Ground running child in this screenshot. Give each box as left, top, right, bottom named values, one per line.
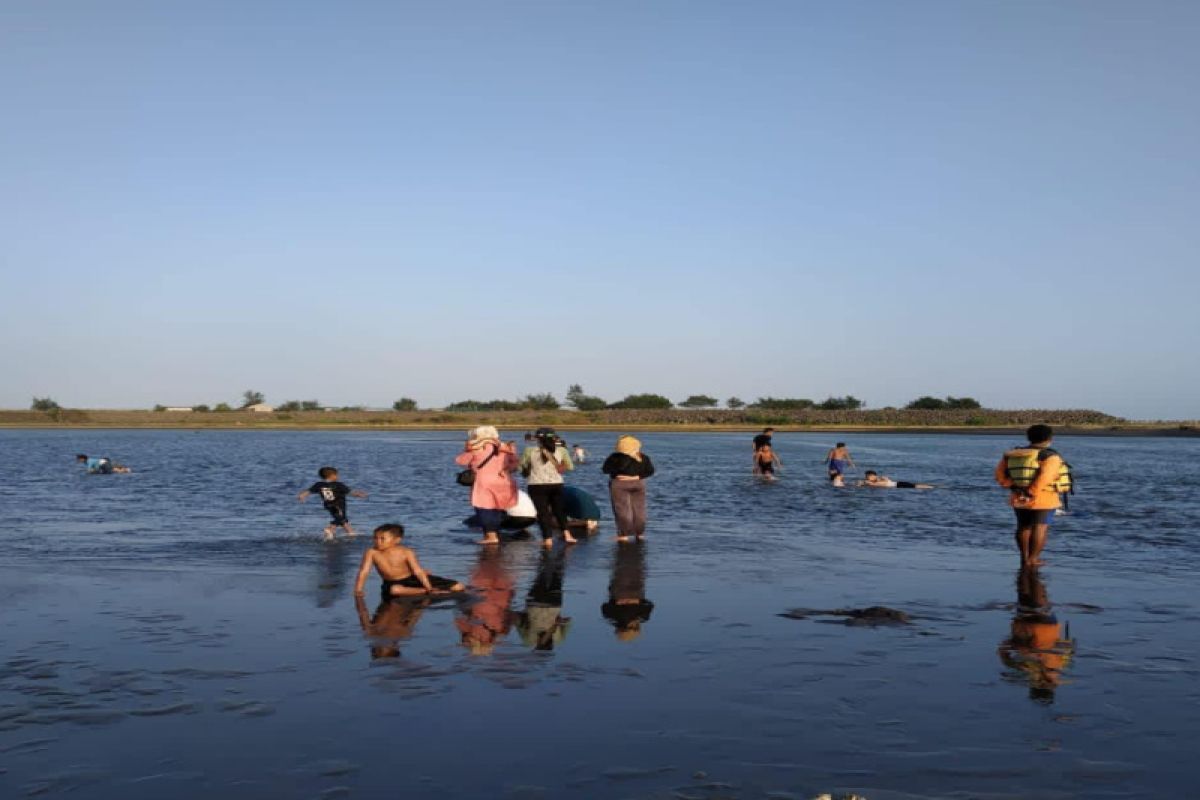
left=298, top=466, right=367, bottom=540
left=753, top=444, right=782, bottom=480
left=354, top=523, right=465, bottom=598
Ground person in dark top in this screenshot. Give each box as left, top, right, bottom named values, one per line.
left=298, top=465, right=368, bottom=540
left=602, top=540, right=654, bottom=641
left=601, top=435, right=655, bottom=541
left=752, top=427, right=774, bottom=452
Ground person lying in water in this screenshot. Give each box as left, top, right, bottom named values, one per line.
left=76, top=454, right=131, bottom=474
left=354, top=523, right=466, bottom=599
left=857, top=470, right=934, bottom=489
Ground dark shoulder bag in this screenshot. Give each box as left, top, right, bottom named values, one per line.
left=456, top=445, right=499, bottom=486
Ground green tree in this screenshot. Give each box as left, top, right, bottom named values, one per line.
left=213, top=402, right=233, bottom=412
left=906, top=396, right=947, bottom=410
left=945, top=396, right=982, bottom=409
left=152, top=404, right=167, bottom=412
left=392, top=398, right=418, bottom=411
left=522, top=393, right=560, bottom=410
left=241, top=390, right=265, bottom=408
left=726, top=397, right=745, bottom=409
left=194, top=404, right=211, bottom=413
left=277, top=400, right=302, bottom=412
left=816, top=395, right=864, bottom=410
left=679, top=394, right=719, bottom=408
left=300, top=400, right=321, bottom=411
left=566, top=384, right=607, bottom=411
left=31, top=397, right=60, bottom=412
left=751, top=397, right=814, bottom=410
left=609, top=393, right=673, bottom=410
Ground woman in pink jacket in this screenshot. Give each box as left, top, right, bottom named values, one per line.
left=455, top=426, right=520, bottom=545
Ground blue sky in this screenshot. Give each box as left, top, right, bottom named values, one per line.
left=2, top=1, right=1197, bottom=419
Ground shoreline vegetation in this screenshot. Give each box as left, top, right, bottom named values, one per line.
left=2, top=409, right=1196, bottom=436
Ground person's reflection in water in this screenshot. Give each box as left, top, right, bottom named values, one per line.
left=355, top=594, right=431, bottom=660
left=517, top=549, right=571, bottom=651
left=316, top=541, right=353, bottom=608
left=997, top=566, right=1076, bottom=704
left=455, top=548, right=516, bottom=656
left=602, top=541, right=654, bottom=642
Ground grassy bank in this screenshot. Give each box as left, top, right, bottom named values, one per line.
left=2, top=408, right=1197, bottom=435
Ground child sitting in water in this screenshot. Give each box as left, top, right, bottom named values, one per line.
left=753, top=444, right=782, bottom=479
left=298, top=466, right=367, bottom=540
left=858, top=470, right=934, bottom=490
left=354, top=523, right=465, bottom=598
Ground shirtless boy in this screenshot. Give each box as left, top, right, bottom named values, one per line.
left=354, top=523, right=465, bottom=598
left=825, top=442, right=855, bottom=486
left=753, top=444, right=782, bottom=480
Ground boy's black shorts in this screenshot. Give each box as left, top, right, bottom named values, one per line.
left=381, top=575, right=460, bottom=597
left=1013, top=508, right=1053, bottom=526
left=325, top=506, right=349, bottom=526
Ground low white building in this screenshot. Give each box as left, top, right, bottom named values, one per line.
left=163, top=406, right=194, bottom=412
left=244, top=403, right=275, bottom=413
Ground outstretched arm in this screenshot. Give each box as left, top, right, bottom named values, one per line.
left=351, top=489, right=368, bottom=499
left=297, top=490, right=310, bottom=502
left=353, top=550, right=374, bottom=595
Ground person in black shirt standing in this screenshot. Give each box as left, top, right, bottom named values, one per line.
left=601, top=435, right=655, bottom=541
left=299, top=466, right=368, bottom=540
left=752, top=427, right=774, bottom=452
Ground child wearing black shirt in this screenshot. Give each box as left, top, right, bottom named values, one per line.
left=298, top=466, right=368, bottom=540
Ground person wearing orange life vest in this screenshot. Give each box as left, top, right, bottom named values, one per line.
left=994, top=424, right=1068, bottom=567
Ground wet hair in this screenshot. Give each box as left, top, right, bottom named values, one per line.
left=836, top=442, right=846, bottom=448
left=76, top=454, right=87, bottom=461
left=865, top=470, right=878, bottom=477
left=763, top=427, right=774, bottom=433
left=374, top=523, right=405, bottom=538
left=318, top=466, right=338, bottom=479
left=1026, top=424, right=1053, bottom=444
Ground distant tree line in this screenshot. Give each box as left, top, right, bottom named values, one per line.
left=51, top=387, right=983, bottom=415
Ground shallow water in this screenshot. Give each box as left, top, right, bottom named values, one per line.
left=1, top=430, right=1198, bottom=799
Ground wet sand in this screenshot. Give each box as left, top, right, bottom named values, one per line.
left=2, top=430, right=1198, bottom=798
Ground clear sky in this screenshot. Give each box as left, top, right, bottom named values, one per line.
left=2, top=1, right=1197, bottom=420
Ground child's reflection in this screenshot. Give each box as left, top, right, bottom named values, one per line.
left=997, top=566, right=1075, bottom=704
left=517, top=548, right=572, bottom=651
left=602, top=541, right=654, bottom=642
left=455, top=547, right=516, bottom=655
left=355, top=595, right=431, bottom=660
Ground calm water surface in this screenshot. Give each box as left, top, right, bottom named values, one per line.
left=1, top=430, right=1198, bottom=799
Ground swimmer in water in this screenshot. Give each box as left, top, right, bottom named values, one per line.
left=858, top=470, right=934, bottom=489
left=753, top=444, right=782, bottom=480
left=354, top=523, right=465, bottom=599
left=75, top=454, right=130, bottom=474
left=825, top=442, right=855, bottom=487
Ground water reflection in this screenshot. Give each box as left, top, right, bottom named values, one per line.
left=997, top=567, right=1076, bottom=704
left=456, top=548, right=517, bottom=655
left=602, top=541, right=654, bottom=641
left=356, top=594, right=431, bottom=660
left=517, top=549, right=571, bottom=651
left=315, top=540, right=354, bottom=608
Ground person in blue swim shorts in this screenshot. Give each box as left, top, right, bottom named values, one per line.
left=824, top=442, right=855, bottom=487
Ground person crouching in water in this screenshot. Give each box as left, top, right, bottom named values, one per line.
left=354, top=523, right=465, bottom=599
left=520, top=428, right=578, bottom=547
left=602, top=435, right=655, bottom=542
left=995, top=424, right=1068, bottom=567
